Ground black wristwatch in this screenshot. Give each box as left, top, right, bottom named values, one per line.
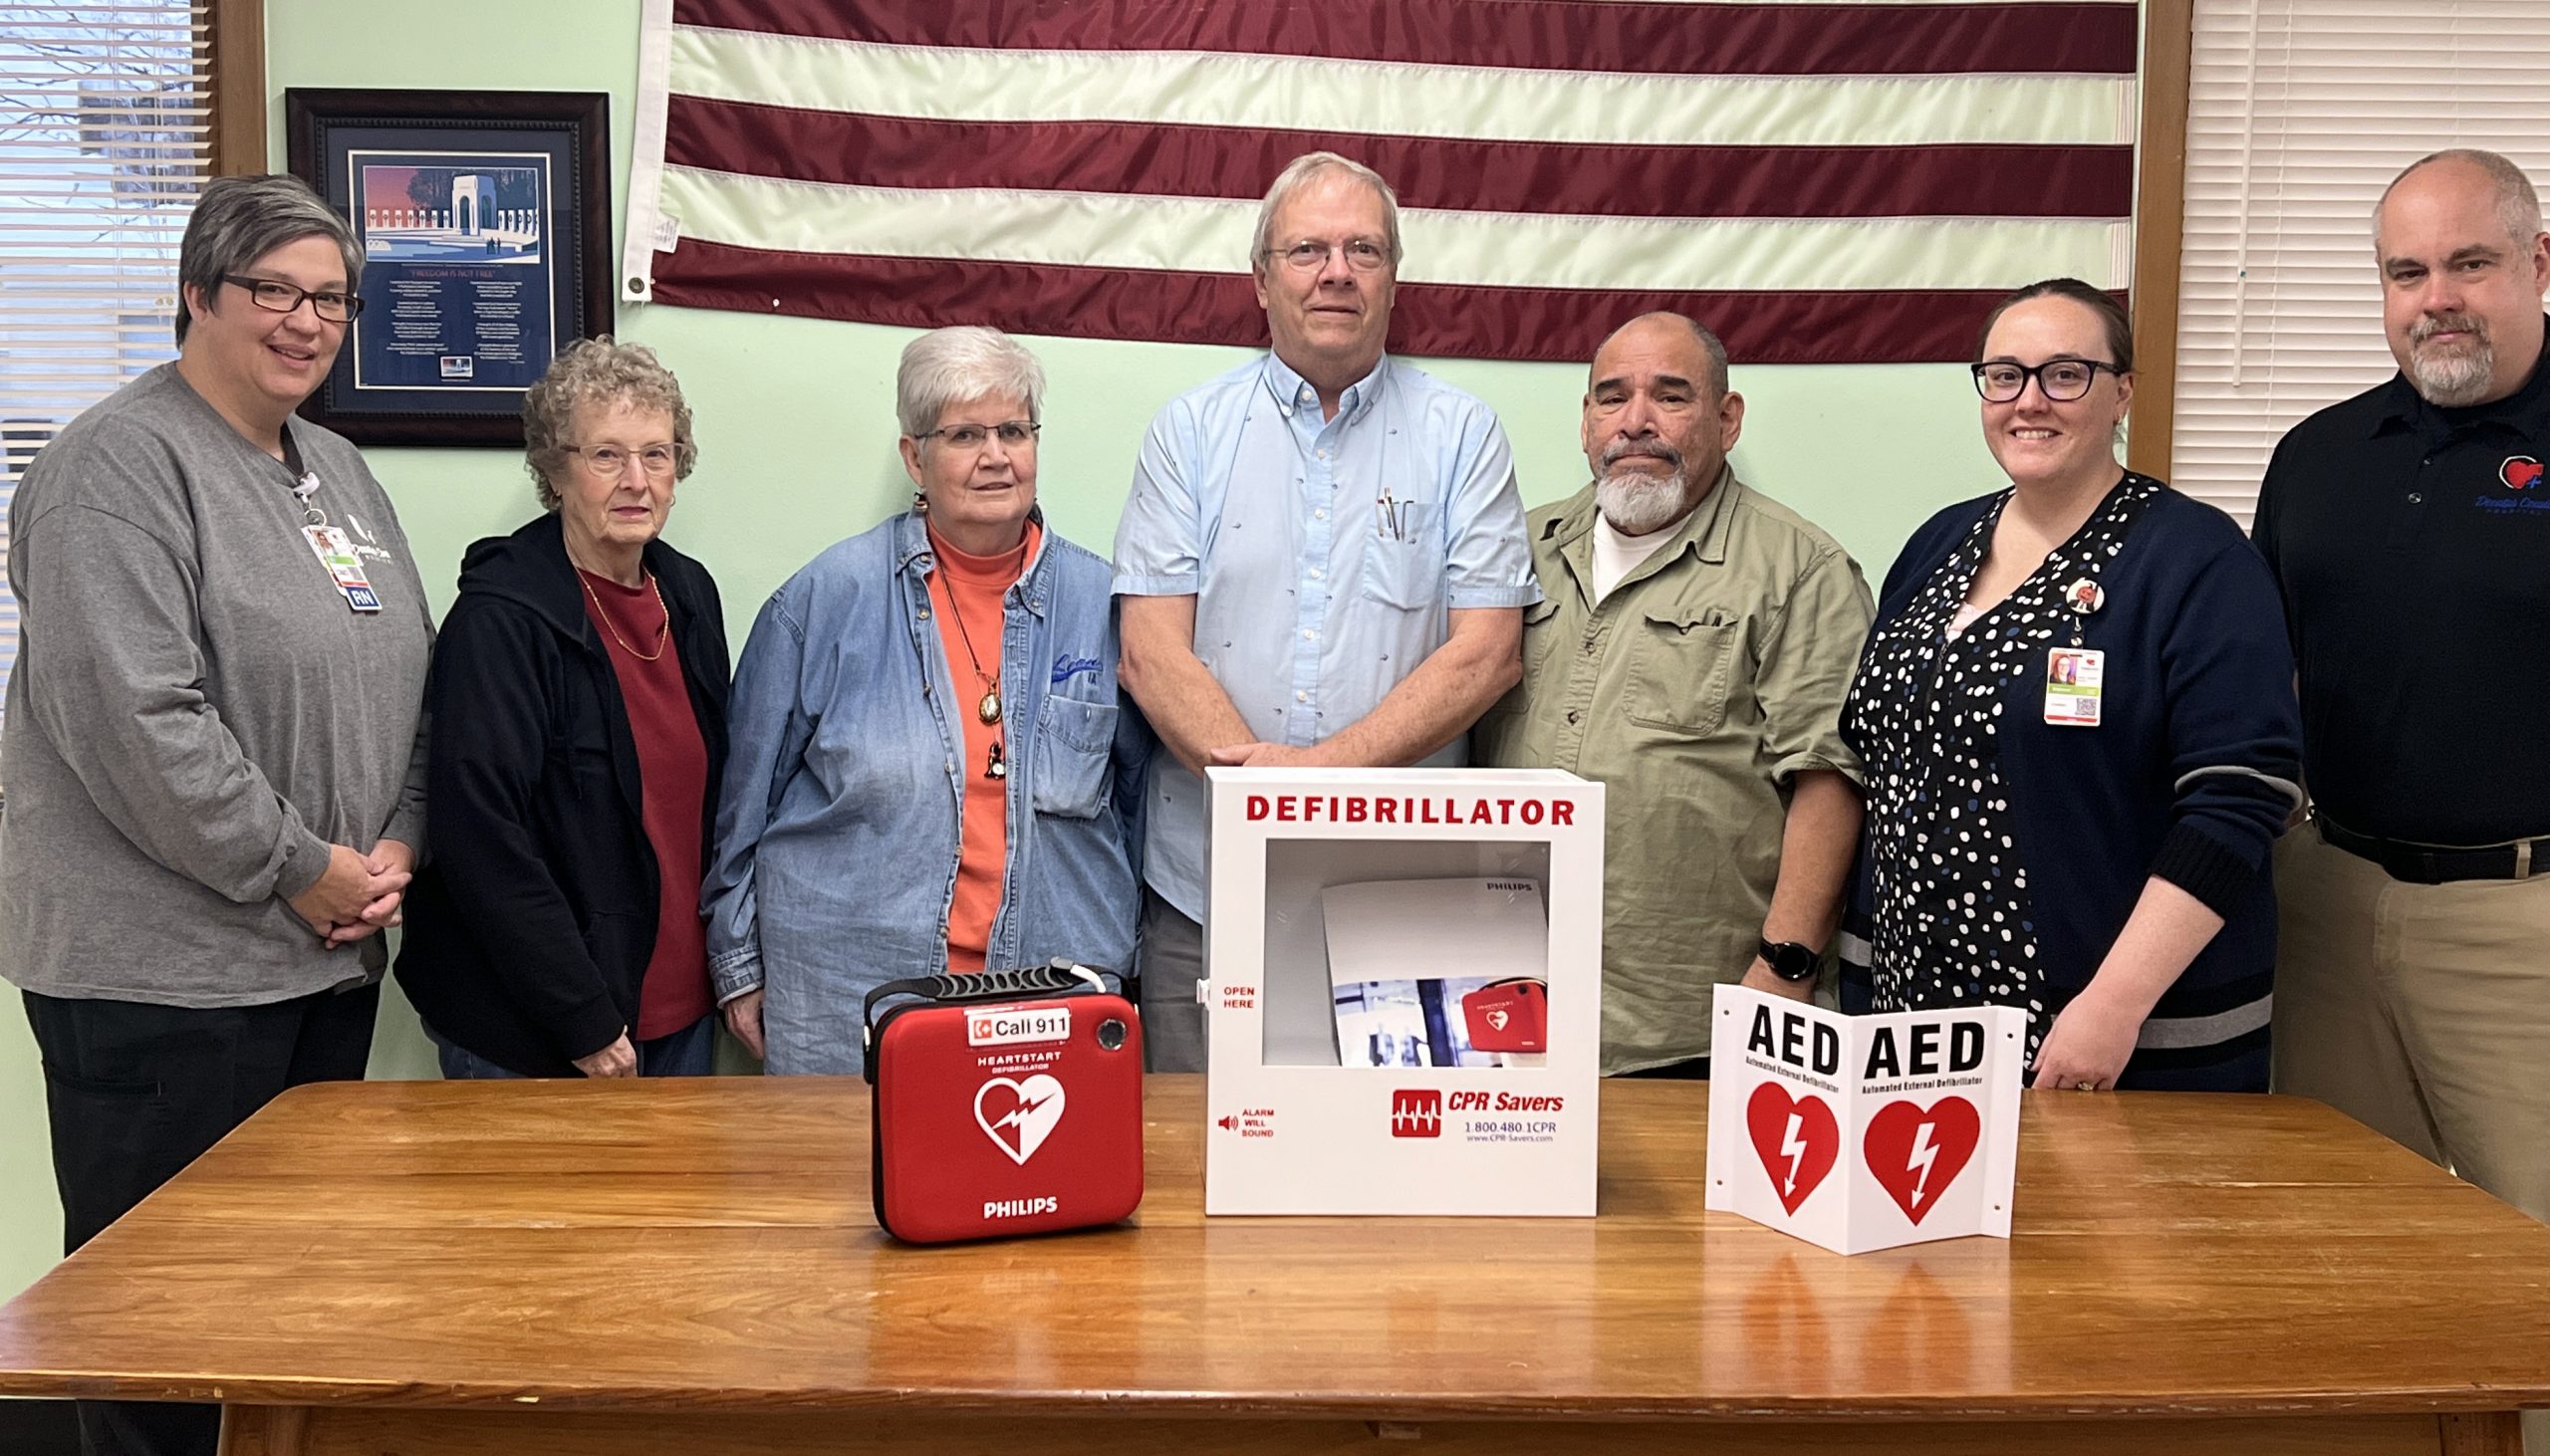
left=1758, top=938, right=1822, bottom=982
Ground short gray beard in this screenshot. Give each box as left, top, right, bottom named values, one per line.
left=1595, top=469, right=1692, bottom=536
left=2408, top=312, right=2496, bottom=406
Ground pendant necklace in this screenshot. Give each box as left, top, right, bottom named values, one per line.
left=945, top=590, right=1002, bottom=726
left=943, top=579, right=1007, bottom=780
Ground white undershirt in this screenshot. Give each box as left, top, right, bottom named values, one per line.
left=1593, top=514, right=1680, bottom=601
left=1944, top=602, right=1985, bottom=639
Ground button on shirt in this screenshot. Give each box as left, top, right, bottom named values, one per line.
left=2252, top=325, right=2550, bottom=844
left=1473, top=471, right=1873, bottom=1073
left=1112, top=353, right=1540, bottom=917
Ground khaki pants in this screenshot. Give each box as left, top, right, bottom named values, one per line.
left=2275, top=823, right=2550, bottom=1451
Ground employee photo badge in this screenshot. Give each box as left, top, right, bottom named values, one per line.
left=302, top=524, right=382, bottom=613
left=2044, top=647, right=2104, bottom=726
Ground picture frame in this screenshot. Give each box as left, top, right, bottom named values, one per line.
left=284, top=89, right=612, bottom=447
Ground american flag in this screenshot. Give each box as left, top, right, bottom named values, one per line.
left=622, top=0, right=2139, bottom=365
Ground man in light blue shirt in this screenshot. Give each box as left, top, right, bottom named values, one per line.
left=1113, top=152, right=1539, bottom=1071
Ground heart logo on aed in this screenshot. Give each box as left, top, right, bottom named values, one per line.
left=1745, top=1083, right=1840, bottom=1215
left=1486, top=1009, right=1509, bottom=1031
left=1863, top=1096, right=1982, bottom=1225
left=974, top=1074, right=1067, bottom=1166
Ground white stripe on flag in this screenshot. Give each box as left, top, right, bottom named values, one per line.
left=667, top=28, right=2139, bottom=148
left=658, top=166, right=2134, bottom=292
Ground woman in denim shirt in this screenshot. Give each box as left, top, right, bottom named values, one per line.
left=704, top=328, right=1145, bottom=1074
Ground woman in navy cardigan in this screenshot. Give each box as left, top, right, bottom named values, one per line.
left=1839, top=279, right=2302, bottom=1092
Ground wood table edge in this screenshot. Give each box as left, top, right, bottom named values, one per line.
left=5, top=1370, right=2542, bottom=1422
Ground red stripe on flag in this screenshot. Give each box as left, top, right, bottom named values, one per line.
left=671, top=0, right=2137, bottom=77
left=664, top=100, right=2134, bottom=220
left=647, top=240, right=2025, bottom=365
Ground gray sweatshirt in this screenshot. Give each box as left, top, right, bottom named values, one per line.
left=0, top=363, right=432, bottom=1003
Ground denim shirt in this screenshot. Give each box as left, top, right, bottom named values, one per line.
left=702, top=511, right=1143, bottom=1075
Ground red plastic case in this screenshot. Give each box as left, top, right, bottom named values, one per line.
left=1461, top=977, right=1549, bottom=1054
left=863, top=964, right=1145, bottom=1244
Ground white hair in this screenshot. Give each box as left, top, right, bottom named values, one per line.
left=1250, top=151, right=1402, bottom=267
left=895, top=326, right=1046, bottom=441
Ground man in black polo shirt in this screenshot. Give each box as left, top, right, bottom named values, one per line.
left=2254, top=148, right=2550, bottom=1241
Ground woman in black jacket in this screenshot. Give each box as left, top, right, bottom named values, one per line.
left=395, top=340, right=732, bottom=1078
left=1838, top=280, right=2300, bottom=1093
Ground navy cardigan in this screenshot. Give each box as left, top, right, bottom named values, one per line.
left=1841, top=481, right=2303, bottom=1087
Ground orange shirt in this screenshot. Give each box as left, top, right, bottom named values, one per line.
left=925, top=520, right=1039, bottom=973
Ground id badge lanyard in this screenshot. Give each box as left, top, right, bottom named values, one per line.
left=282, top=428, right=382, bottom=614
left=2043, top=577, right=2108, bottom=726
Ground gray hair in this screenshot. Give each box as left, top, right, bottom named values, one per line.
left=1251, top=151, right=1403, bottom=268
left=895, top=326, right=1047, bottom=442
left=521, top=338, right=698, bottom=510
left=1595, top=312, right=1732, bottom=400
left=175, top=173, right=366, bottom=347
left=2376, top=148, right=2546, bottom=248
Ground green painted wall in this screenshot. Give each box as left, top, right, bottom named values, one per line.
left=0, top=0, right=2003, bottom=1301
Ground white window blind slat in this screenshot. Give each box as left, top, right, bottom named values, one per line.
left=2171, top=0, right=2550, bottom=525
left=0, top=2, right=211, bottom=735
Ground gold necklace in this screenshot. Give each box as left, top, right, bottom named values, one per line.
left=581, top=570, right=669, bottom=662
left=942, top=580, right=1002, bottom=725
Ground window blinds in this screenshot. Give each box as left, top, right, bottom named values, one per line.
left=2172, top=0, right=2550, bottom=524
left=0, top=2, right=211, bottom=727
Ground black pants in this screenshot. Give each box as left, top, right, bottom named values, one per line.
left=22, top=982, right=380, bottom=1456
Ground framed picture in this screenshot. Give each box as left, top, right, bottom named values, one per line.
left=284, top=89, right=612, bottom=447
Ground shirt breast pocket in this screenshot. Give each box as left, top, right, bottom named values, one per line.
left=1031, top=694, right=1118, bottom=820
left=1519, top=597, right=1564, bottom=677
left=1361, top=500, right=1436, bottom=609
left=1627, top=607, right=1736, bottom=736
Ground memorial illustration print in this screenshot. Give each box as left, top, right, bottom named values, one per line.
left=348, top=153, right=556, bottom=393
left=285, top=88, right=610, bottom=444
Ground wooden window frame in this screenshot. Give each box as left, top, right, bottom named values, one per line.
left=2127, top=0, right=2195, bottom=480
left=208, top=0, right=266, bottom=176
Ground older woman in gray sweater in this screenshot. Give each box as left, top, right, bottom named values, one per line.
left=0, top=174, right=430, bottom=1456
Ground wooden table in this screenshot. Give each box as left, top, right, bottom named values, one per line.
left=0, top=1078, right=2545, bottom=1456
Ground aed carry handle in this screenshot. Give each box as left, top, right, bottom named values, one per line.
left=859, top=959, right=1119, bottom=1081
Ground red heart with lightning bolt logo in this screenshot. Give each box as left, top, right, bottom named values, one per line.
left=1863, top=1096, right=1982, bottom=1225
left=1745, top=1083, right=1840, bottom=1215
left=974, top=1074, right=1067, bottom=1165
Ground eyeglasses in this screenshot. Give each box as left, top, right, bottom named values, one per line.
left=1266, top=238, right=1392, bottom=274
left=566, top=443, right=679, bottom=476
left=919, top=419, right=1040, bottom=451
left=1970, top=359, right=2122, bottom=403
left=221, top=275, right=363, bottom=323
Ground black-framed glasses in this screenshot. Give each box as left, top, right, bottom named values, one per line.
left=1266, top=238, right=1391, bottom=274
left=221, top=274, right=363, bottom=323
left=919, top=419, right=1040, bottom=450
left=1970, top=358, right=2121, bottom=403
left=566, top=443, right=679, bottom=476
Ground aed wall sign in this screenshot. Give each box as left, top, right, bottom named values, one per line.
left=1704, top=985, right=2025, bottom=1255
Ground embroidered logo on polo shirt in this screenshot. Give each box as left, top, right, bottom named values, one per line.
left=2479, top=455, right=2550, bottom=514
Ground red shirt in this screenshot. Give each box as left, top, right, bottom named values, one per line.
left=925, top=521, right=1038, bottom=974
left=579, top=569, right=713, bottom=1039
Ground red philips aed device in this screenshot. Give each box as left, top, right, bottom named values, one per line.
left=862, top=961, right=1144, bottom=1244
left=1461, top=977, right=1549, bottom=1054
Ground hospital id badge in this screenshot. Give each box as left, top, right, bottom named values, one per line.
left=2044, top=647, right=2103, bottom=726
left=302, top=525, right=381, bottom=612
